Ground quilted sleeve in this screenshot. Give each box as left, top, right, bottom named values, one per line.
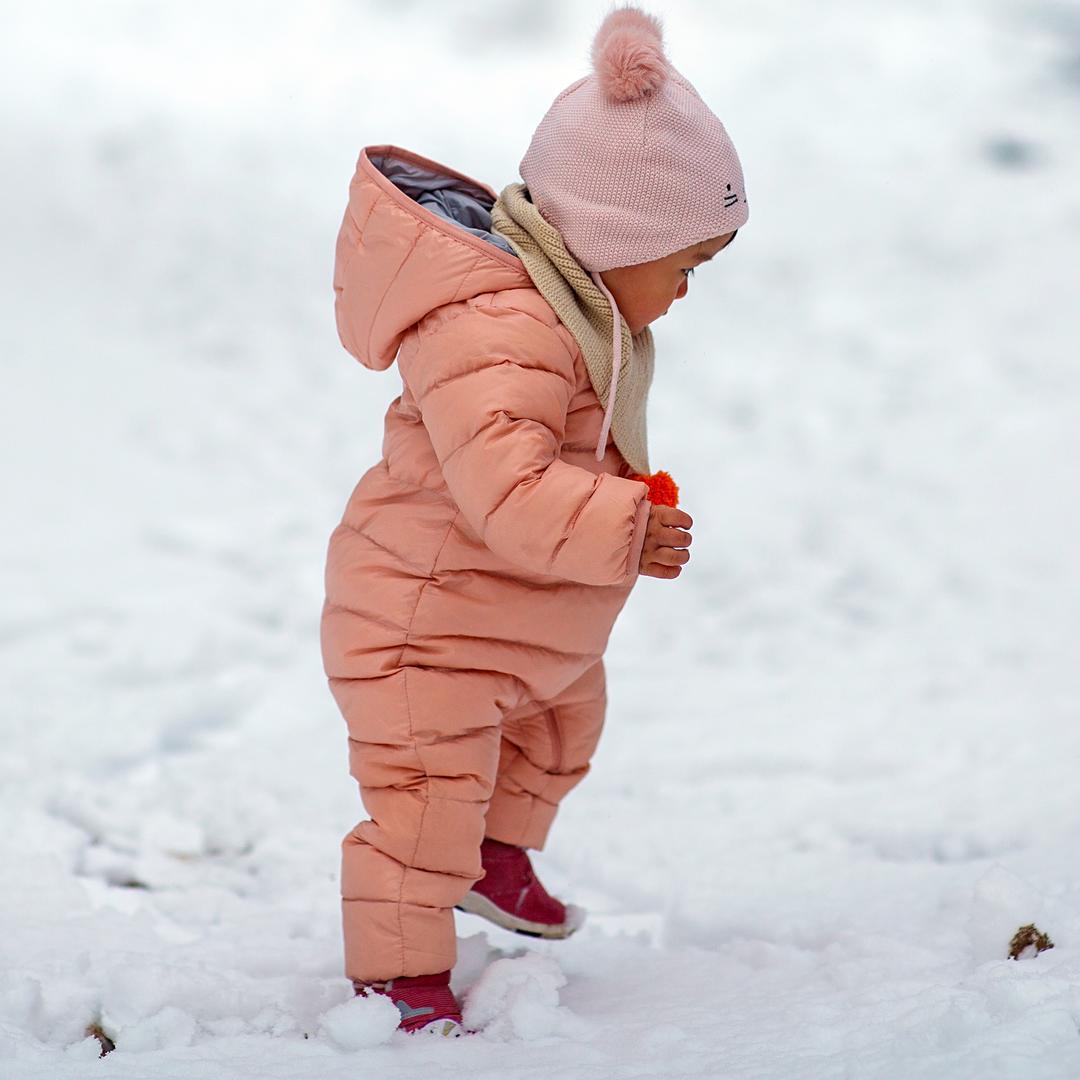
left=398, top=305, right=651, bottom=587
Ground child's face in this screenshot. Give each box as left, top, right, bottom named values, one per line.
left=598, top=231, right=737, bottom=336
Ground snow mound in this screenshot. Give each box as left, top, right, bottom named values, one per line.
left=117, top=1005, right=197, bottom=1053
left=318, top=991, right=399, bottom=1050
left=462, top=953, right=585, bottom=1041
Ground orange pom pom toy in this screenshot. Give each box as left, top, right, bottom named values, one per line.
left=627, top=469, right=679, bottom=508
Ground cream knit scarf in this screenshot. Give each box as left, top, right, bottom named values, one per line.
left=490, top=182, right=655, bottom=475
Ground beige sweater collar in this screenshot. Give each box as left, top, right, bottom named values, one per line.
left=490, top=182, right=654, bottom=475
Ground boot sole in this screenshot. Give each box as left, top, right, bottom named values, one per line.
left=414, top=1018, right=466, bottom=1037
left=454, top=892, right=586, bottom=939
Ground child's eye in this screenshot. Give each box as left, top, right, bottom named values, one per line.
left=681, top=267, right=695, bottom=278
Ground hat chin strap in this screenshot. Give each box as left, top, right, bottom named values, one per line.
left=589, top=270, right=622, bottom=463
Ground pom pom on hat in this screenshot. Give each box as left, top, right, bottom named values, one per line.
left=590, top=5, right=668, bottom=103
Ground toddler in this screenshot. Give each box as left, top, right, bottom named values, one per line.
left=320, top=3, right=747, bottom=1036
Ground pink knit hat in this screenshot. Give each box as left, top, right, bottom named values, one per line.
left=519, top=4, right=749, bottom=275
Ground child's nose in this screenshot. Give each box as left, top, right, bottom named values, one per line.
left=675, top=278, right=689, bottom=301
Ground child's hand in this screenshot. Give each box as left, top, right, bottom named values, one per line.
left=638, top=503, right=693, bottom=579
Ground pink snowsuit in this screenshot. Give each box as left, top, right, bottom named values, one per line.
left=321, top=145, right=652, bottom=982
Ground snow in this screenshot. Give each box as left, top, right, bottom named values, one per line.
left=462, top=952, right=586, bottom=1041
left=2, top=0, right=1080, bottom=1076
left=318, top=992, right=400, bottom=1050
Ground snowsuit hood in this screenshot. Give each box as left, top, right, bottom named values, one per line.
left=333, top=145, right=531, bottom=372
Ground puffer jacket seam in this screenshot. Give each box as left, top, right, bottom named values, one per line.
left=543, top=708, right=563, bottom=773
left=376, top=464, right=459, bottom=504
left=395, top=507, right=460, bottom=967
left=528, top=691, right=606, bottom=715
left=621, top=495, right=650, bottom=582
left=351, top=889, right=477, bottom=906
left=394, top=509, right=460, bottom=669
left=400, top=665, right=423, bottom=971
left=436, top=409, right=511, bottom=473
left=425, top=356, right=568, bottom=397
left=483, top=464, right=546, bottom=529
left=548, top=472, right=604, bottom=569
left=339, top=521, right=438, bottom=579
left=336, top=191, right=383, bottom=298
left=433, top=566, right=576, bottom=587
left=350, top=186, right=383, bottom=239
left=367, top=219, right=424, bottom=362
left=407, top=633, right=600, bottom=664
left=449, top=250, right=485, bottom=305
left=419, top=303, right=577, bottom=370
left=340, top=762, right=491, bottom=803
left=324, top=601, right=408, bottom=635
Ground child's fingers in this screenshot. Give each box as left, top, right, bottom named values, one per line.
left=658, top=506, right=692, bottom=529
left=641, top=561, right=682, bottom=579
left=661, top=526, right=692, bottom=548
left=649, top=546, right=690, bottom=568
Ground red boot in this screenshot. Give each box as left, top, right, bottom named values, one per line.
left=352, top=970, right=464, bottom=1037
left=455, top=837, right=585, bottom=938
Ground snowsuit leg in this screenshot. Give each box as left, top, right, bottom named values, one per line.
left=484, top=658, right=607, bottom=851
left=332, top=664, right=520, bottom=983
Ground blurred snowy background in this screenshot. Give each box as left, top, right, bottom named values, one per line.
left=2, top=1, right=1079, bottom=1076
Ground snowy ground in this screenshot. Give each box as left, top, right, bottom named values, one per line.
left=3, top=1, right=1080, bottom=1076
